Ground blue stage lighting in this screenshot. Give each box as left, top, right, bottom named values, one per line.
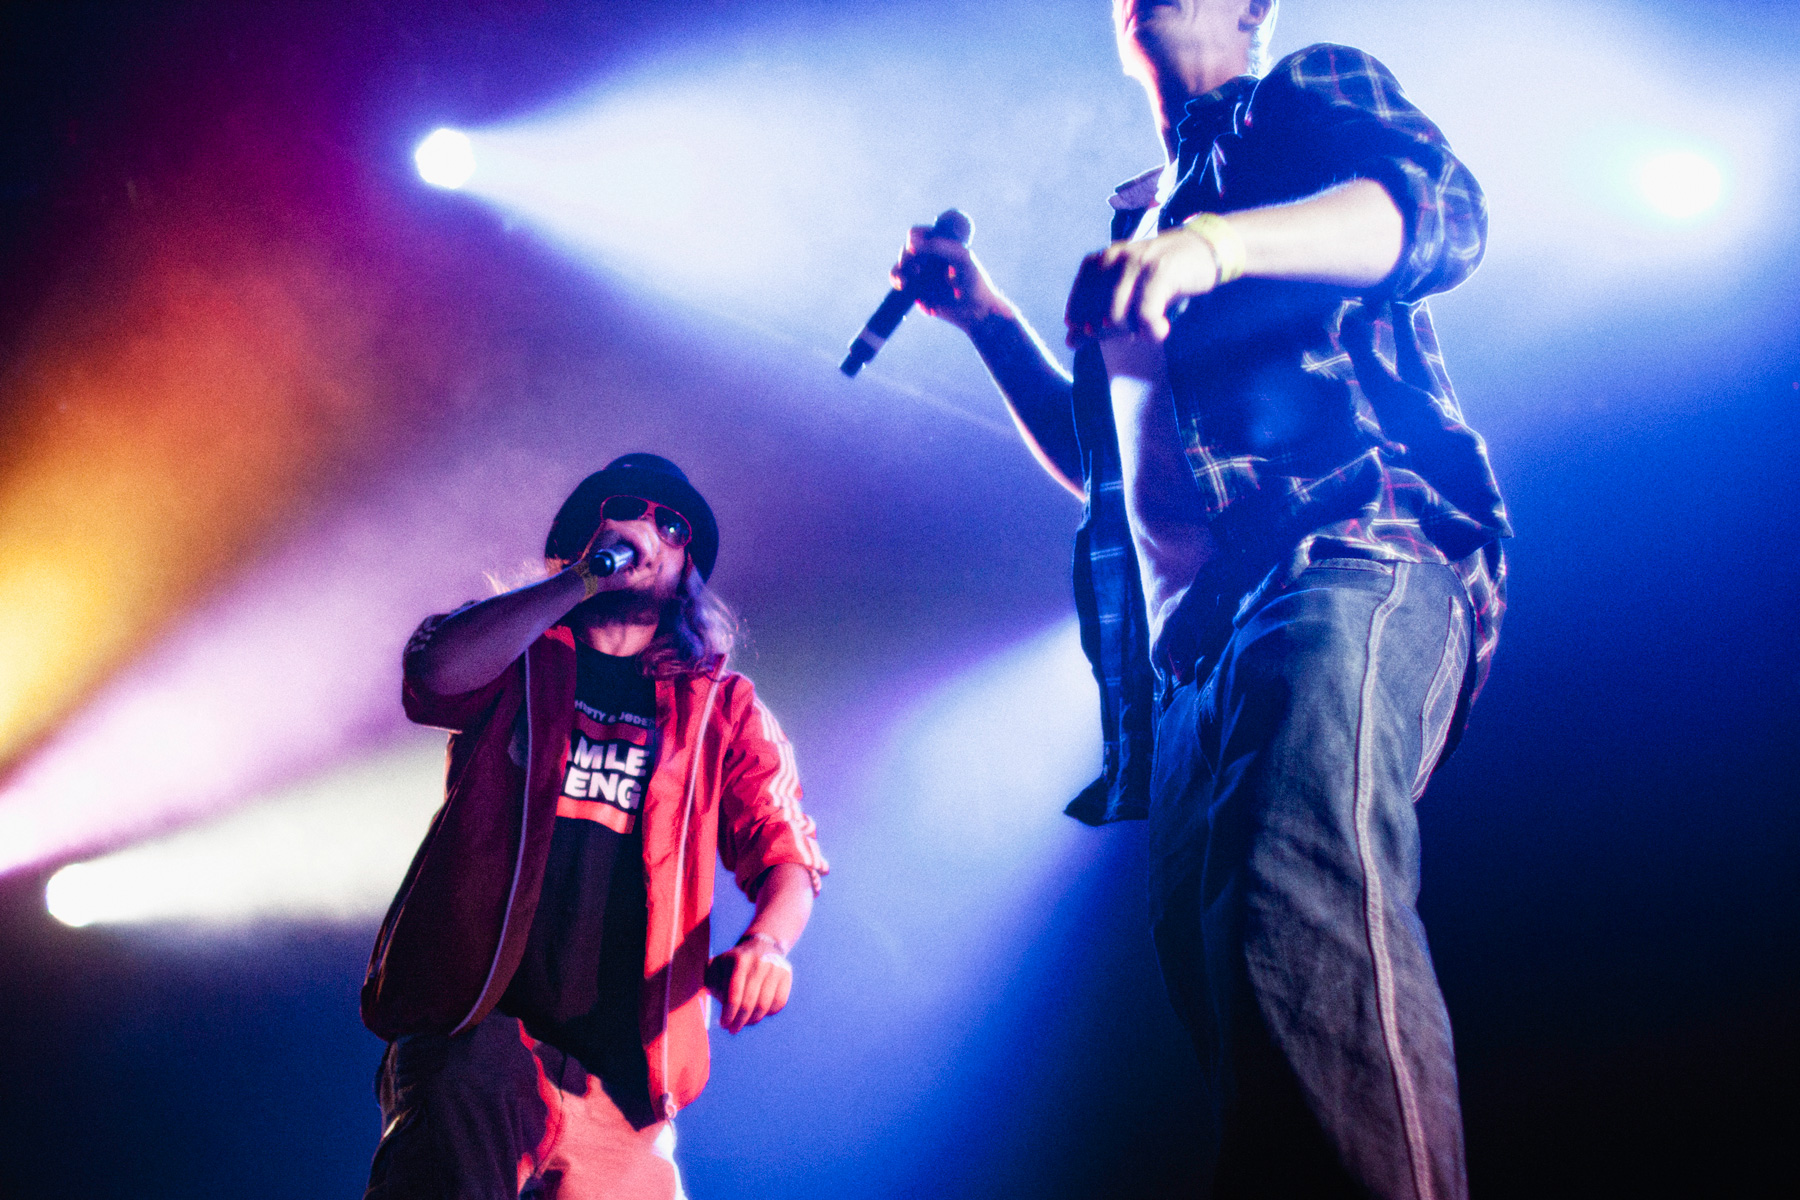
left=1637, top=149, right=1725, bottom=220
left=402, top=6, right=1159, bottom=394
left=414, top=128, right=476, bottom=189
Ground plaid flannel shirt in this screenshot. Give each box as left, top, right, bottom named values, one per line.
left=1067, top=44, right=1511, bottom=825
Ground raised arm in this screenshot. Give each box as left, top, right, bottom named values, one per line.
left=894, top=227, right=1084, bottom=498
left=408, top=562, right=596, bottom=696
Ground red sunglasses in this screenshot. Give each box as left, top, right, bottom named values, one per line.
left=597, top=495, right=693, bottom=549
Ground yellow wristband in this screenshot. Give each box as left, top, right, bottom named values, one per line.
left=571, top=556, right=602, bottom=600
left=1182, top=212, right=1247, bottom=286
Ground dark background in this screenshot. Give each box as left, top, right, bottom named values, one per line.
left=2, top=1, right=1796, bottom=1196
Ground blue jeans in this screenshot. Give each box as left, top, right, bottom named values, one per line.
left=1150, top=559, right=1472, bottom=1200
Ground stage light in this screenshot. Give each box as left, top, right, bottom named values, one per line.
left=43, top=735, right=444, bottom=928
left=44, top=863, right=106, bottom=927
left=425, top=7, right=1153, bottom=394
left=415, top=128, right=476, bottom=189
left=1331, top=1, right=1791, bottom=331
left=1637, top=149, right=1725, bottom=220
left=456, top=89, right=827, bottom=306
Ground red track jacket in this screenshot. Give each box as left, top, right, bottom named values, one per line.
left=361, top=620, right=827, bottom=1118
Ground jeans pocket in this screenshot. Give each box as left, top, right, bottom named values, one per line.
left=1305, top=556, right=1394, bottom=574
left=1412, top=594, right=1469, bottom=799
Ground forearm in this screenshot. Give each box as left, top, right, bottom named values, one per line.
left=968, top=310, right=1084, bottom=498
left=1220, top=178, right=1404, bottom=289
left=1069, top=178, right=1410, bottom=342
left=410, top=568, right=588, bottom=695
left=741, top=862, right=815, bottom=952
left=893, top=228, right=1084, bottom=497
left=706, top=861, right=813, bottom=1031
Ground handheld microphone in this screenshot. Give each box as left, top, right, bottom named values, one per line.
left=587, top=543, right=636, bottom=576
left=841, top=208, right=973, bottom=377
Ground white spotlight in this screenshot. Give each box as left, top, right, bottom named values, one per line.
left=414, top=127, right=476, bottom=189
left=44, top=862, right=106, bottom=927
left=1637, top=149, right=1724, bottom=220
left=41, top=737, right=445, bottom=928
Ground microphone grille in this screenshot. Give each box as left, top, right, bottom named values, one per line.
left=933, top=208, right=973, bottom=245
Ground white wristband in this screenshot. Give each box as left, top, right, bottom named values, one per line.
left=738, top=931, right=791, bottom=957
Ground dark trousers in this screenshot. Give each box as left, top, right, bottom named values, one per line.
left=364, top=1014, right=682, bottom=1200
left=1150, top=559, right=1473, bottom=1200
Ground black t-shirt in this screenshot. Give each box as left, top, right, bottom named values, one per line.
left=499, top=642, right=659, bottom=1125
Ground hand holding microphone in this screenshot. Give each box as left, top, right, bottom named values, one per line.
left=585, top=543, right=635, bottom=576
left=842, top=208, right=987, bottom=376
left=570, top=541, right=636, bottom=600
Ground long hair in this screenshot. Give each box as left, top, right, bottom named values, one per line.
left=638, top=561, right=738, bottom=679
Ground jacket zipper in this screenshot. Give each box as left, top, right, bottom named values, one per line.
left=451, top=649, right=537, bottom=1036
left=658, top=673, right=722, bottom=1119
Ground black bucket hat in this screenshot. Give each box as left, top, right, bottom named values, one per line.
left=544, top=453, right=719, bottom=579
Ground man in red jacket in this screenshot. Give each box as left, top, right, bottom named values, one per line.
left=361, top=453, right=828, bottom=1200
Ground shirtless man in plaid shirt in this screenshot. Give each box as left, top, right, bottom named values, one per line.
left=896, top=3, right=1509, bottom=1196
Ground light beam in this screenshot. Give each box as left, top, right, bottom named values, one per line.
left=1637, top=149, right=1725, bottom=220
left=44, top=734, right=444, bottom=927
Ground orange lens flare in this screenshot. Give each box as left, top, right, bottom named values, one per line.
left=0, top=202, right=395, bottom=782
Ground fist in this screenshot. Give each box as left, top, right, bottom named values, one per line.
left=705, top=936, right=794, bottom=1034
left=1064, top=225, right=1221, bottom=345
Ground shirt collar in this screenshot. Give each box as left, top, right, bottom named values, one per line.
left=1109, top=164, right=1166, bottom=212
left=1173, top=74, right=1257, bottom=171
left=1110, top=75, right=1259, bottom=213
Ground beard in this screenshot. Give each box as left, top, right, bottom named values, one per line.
left=567, top=582, right=676, bottom=629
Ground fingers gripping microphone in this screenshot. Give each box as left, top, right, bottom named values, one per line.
left=841, top=208, right=973, bottom=377
left=587, top=543, right=636, bottom=576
